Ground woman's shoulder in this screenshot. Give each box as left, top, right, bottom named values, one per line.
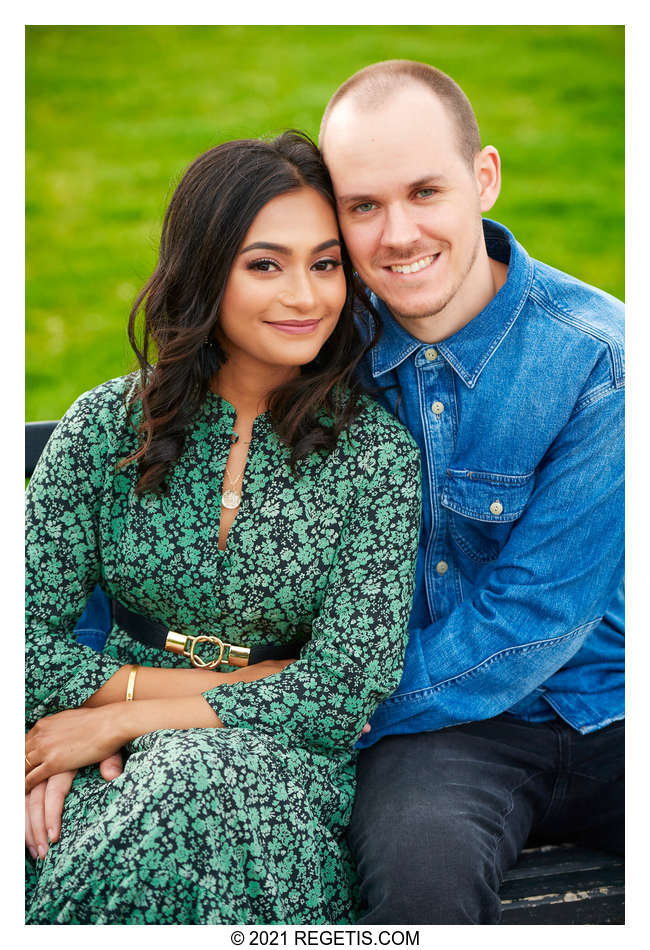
left=59, top=372, right=140, bottom=446
left=334, top=394, right=421, bottom=483
left=68, top=372, right=138, bottom=410
left=350, top=394, right=419, bottom=455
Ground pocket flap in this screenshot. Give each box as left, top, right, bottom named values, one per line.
left=441, top=469, right=535, bottom=523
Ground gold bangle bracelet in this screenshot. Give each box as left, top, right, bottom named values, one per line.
left=125, top=664, right=139, bottom=702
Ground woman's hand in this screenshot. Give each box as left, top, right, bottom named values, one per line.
left=25, top=660, right=297, bottom=796
left=25, top=753, right=123, bottom=860
left=25, top=706, right=129, bottom=793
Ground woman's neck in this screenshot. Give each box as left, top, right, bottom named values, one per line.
left=210, top=355, right=299, bottom=420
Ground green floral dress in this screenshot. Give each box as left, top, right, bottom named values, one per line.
left=25, top=375, right=421, bottom=925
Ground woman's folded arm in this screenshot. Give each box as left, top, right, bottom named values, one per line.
left=203, top=426, right=422, bottom=756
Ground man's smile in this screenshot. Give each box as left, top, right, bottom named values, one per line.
left=385, top=253, right=440, bottom=275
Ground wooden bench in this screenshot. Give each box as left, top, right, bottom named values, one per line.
left=25, top=421, right=625, bottom=924
left=500, top=844, right=624, bottom=924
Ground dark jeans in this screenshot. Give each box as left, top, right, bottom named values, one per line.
left=347, top=714, right=624, bottom=924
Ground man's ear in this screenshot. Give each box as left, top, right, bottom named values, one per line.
left=474, top=146, right=501, bottom=213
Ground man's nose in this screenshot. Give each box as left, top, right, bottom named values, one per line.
left=381, top=203, right=421, bottom=250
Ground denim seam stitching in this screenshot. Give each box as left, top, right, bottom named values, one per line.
left=446, top=468, right=536, bottom=483
left=528, top=288, right=624, bottom=387
left=417, top=363, right=443, bottom=623
left=442, top=502, right=526, bottom=523
left=371, top=340, right=420, bottom=377
left=461, top=255, right=535, bottom=387
left=463, top=255, right=535, bottom=387
left=381, top=618, right=601, bottom=705
left=438, top=264, right=531, bottom=390
left=571, top=380, right=623, bottom=418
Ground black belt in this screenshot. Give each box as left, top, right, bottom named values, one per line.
left=113, top=601, right=302, bottom=670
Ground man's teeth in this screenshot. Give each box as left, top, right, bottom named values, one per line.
left=389, top=255, right=436, bottom=274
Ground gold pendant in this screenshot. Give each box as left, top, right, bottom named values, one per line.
left=221, top=489, right=241, bottom=510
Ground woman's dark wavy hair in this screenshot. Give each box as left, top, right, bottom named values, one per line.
left=120, top=130, right=378, bottom=495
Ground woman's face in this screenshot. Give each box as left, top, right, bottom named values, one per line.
left=217, top=187, right=346, bottom=375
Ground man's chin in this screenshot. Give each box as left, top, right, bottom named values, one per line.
left=372, top=282, right=448, bottom=322
left=386, top=298, right=448, bottom=322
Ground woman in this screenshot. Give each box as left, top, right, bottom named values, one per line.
left=25, top=131, right=421, bottom=924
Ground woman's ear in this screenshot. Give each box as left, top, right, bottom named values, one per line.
left=474, top=146, right=501, bottom=214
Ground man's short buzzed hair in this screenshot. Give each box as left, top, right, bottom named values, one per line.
left=320, top=59, right=481, bottom=167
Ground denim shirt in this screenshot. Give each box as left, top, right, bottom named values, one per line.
left=355, top=218, right=624, bottom=747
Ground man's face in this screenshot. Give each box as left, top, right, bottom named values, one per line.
left=322, top=86, right=486, bottom=326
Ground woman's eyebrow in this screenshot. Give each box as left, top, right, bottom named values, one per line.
left=313, top=239, right=341, bottom=253
left=240, top=239, right=341, bottom=255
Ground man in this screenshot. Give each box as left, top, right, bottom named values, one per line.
left=318, top=60, right=624, bottom=924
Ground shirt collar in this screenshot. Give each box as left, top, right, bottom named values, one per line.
left=369, top=219, right=534, bottom=388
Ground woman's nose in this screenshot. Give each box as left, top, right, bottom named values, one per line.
left=279, top=273, right=317, bottom=312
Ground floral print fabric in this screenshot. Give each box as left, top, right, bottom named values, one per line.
left=25, top=376, right=421, bottom=924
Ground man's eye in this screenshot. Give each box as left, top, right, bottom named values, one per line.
left=312, top=259, right=342, bottom=272
left=416, top=189, right=436, bottom=198
left=353, top=202, right=376, bottom=214
left=248, top=259, right=280, bottom=272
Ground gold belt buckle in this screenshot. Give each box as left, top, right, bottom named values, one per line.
left=165, top=630, right=251, bottom=669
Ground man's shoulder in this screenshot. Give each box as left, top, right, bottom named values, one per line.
left=517, top=258, right=625, bottom=395
left=528, top=258, right=624, bottom=352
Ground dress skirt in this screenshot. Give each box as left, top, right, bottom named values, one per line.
left=27, top=728, right=359, bottom=924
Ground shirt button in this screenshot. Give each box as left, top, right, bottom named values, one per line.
left=424, top=347, right=438, bottom=361
left=431, top=401, right=444, bottom=415
left=489, top=500, right=504, bottom=516
left=436, top=560, right=448, bottom=575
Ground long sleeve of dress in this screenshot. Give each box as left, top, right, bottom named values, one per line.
left=25, top=383, right=125, bottom=727
left=203, top=423, right=422, bottom=757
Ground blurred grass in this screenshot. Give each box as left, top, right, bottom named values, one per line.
left=26, top=25, right=624, bottom=420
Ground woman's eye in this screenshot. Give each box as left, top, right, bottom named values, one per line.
left=248, top=258, right=280, bottom=272
left=312, top=259, right=342, bottom=272
left=353, top=202, right=376, bottom=214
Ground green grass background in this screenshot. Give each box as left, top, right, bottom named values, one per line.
left=26, top=25, right=624, bottom=420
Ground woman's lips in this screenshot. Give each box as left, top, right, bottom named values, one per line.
left=266, top=320, right=321, bottom=335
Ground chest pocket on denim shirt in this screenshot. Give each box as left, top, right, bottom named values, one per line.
left=441, top=468, right=536, bottom=564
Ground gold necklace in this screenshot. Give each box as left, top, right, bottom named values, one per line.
left=221, top=427, right=253, bottom=510
left=221, top=458, right=248, bottom=510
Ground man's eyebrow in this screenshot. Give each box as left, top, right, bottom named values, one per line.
left=239, top=239, right=341, bottom=255
left=409, top=174, right=448, bottom=190
left=336, top=175, right=448, bottom=207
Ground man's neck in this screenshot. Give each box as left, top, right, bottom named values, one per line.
left=390, top=254, right=509, bottom=345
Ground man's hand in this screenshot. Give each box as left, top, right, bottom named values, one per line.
left=25, top=753, right=123, bottom=860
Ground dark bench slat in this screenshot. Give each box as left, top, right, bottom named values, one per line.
left=25, top=421, right=58, bottom=478
left=503, top=844, right=623, bottom=881
left=501, top=865, right=624, bottom=900
left=500, top=844, right=624, bottom=924
left=501, top=891, right=624, bottom=925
